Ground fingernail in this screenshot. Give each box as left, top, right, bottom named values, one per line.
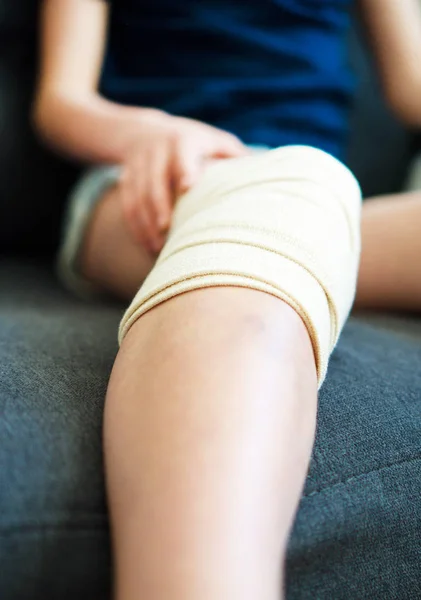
left=180, top=178, right=193, bottom=193
left=149, top=239, right=160, bottom=254
left=140, top=237, right=153, bottom=254
left=158, top=217, right=169, bottom=230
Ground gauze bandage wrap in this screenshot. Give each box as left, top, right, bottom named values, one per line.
left=119, top=146, right=362, bottom=386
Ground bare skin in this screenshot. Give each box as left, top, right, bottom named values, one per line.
left=82, top=183, right=421, bottom=314
left=105, top=287, right=317, bottom=600
left=33, top=1, right=421, bottom=598
left=356, top=191, right=421, bottom=311
left=75, top=169, right=420, bottom=600
left=36, top=0, right=421, bottom=313
left=82, top=176, right=318, bottom=600
left=81, top=186, right=155, bottom=300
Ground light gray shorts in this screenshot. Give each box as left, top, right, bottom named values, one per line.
left=57, top=146, right=362, bottom=385
left=57, top=146, right=270, bottom=296
left=57, top=165, right=122, bottom=298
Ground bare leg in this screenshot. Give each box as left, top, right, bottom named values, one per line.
left=79, top=159, right=222, bottom=300
left=79, top=182, right=421, bottom=314
left=80, top=186, right=156, bottom=300
left=105, top=288, right=317, bottom=600
left=356, top=191, right=421, bottom=311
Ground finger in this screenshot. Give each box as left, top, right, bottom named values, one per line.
left=210, top=133, right=250, bottom=159
left=176, top=133, right=249, bottom=196
left=146, top=147, right=173, bottom=236
left=138, top=163, right=168, bottom=255
left=119, top=168, right=142, bottom=242
left=120, top=186, right=149, bottom=249
left=120, top=165, right=155, bottom=253
left=137, top=203, right=159, bottom=254
left=173, top=137, right=203, bottom=196
left=130, top=154, right=157, bottom=250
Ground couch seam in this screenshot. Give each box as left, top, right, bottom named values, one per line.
left=303, top=454, right=421, bottom=500
left=2, top=457, right=420, bottom=532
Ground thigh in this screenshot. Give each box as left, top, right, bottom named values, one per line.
left=58, top=165, right=157, bottom=300
left=356, top=190, right=421, bottom=311
left=82, top=182, right=157, bottom=300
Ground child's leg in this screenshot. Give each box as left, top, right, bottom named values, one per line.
left=104, top=147, right=361, bottom=600
left=356, top=191, right=421, bottom=311
left=81, top=186, right=155, bottom=299
left=106, top=288, right=317, bottom=599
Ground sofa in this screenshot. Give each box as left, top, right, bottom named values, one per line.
left=1, top=2, right=420, bottom=599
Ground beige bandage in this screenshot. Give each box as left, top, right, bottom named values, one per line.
left=119, top=146, right=362, bottom=386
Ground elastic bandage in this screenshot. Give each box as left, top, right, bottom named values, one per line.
left=119, top=145, right=362, bottom=386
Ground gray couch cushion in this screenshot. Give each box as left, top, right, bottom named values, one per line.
left=288, top=319, right=421, bottom=599
left=0, top=261, right=117, bottom=599
left=1, top=261, right=420, bottom=599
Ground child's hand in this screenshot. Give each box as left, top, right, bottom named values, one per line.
left=118, top=110, right=248, bottom=254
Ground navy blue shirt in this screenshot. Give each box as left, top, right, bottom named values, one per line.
left=101, top=0, right=354, bottom=159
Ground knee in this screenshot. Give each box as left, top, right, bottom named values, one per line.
left=120, top=286, right=315, bottom=369
left=119, top=147, right=362, bottom=386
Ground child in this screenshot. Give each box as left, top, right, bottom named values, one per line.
left=33, top=1, right=421, bottom=598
